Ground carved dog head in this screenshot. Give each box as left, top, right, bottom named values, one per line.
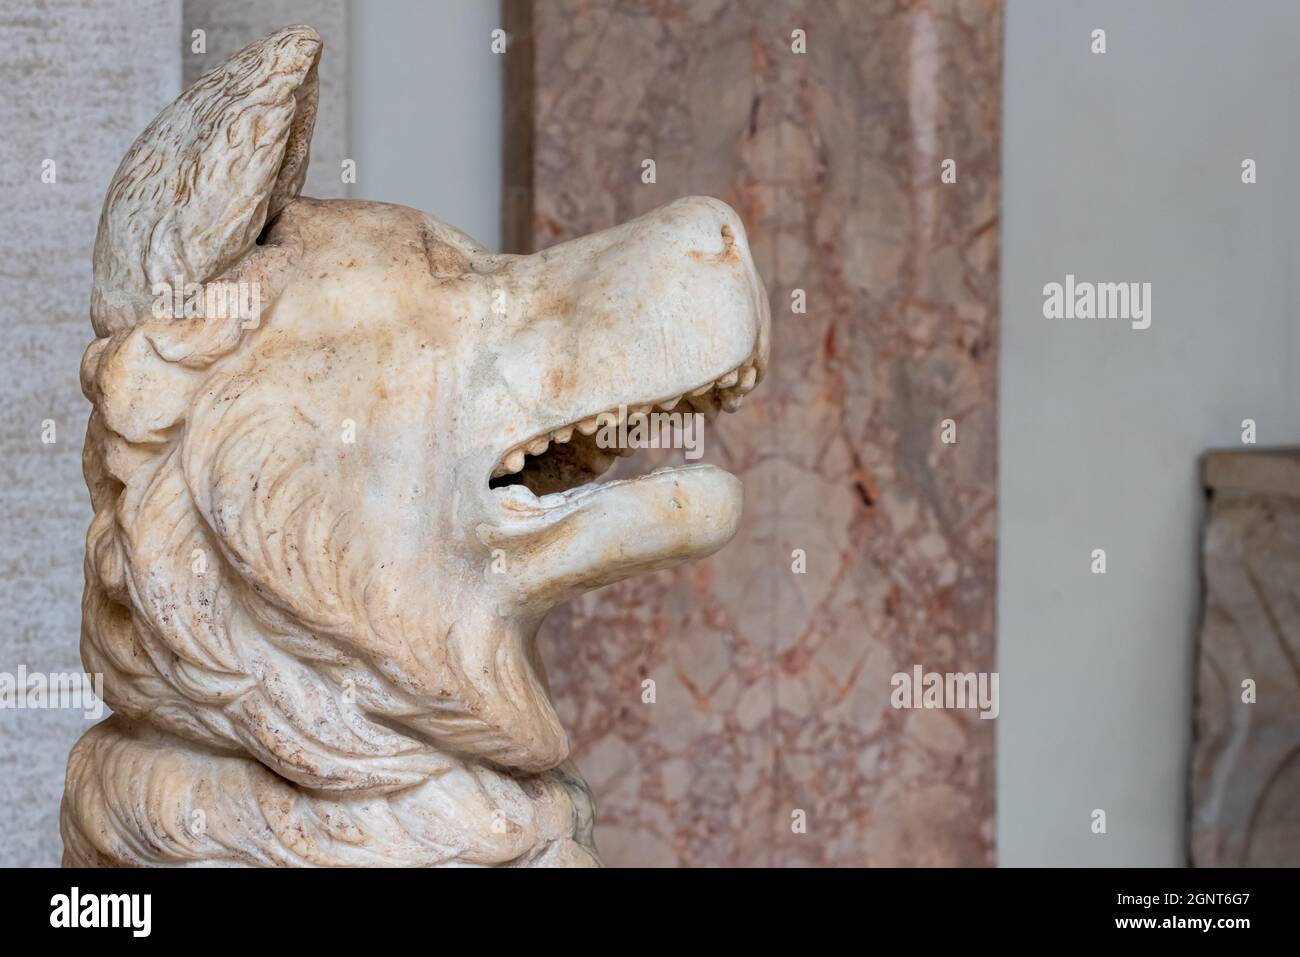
left=78, top=25, right=769, bottom=806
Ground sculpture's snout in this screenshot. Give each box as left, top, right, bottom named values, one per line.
left=477, top=195, right=769, bottom=613
left=492, top=196, right=770, bottom=427
left=591, top=195, right=769, bottom=357
left=649, top=195, right=771, bottom=371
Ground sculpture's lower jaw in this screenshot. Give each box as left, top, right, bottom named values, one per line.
left=482, top=464, right=745, bottom=610
left=61, top=716, right=599, bottom=868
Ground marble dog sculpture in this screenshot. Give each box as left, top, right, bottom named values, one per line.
left=61, top=26, right=770, bottom=866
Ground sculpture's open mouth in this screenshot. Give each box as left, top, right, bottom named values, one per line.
left=478, top=342, right=762, bottom=607
left=487, top=351, right=762, bottom=508
left=473, top=197, right=771, bottom=603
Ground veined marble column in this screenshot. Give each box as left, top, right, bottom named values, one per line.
left=506, top=0, right=1002, bottom=866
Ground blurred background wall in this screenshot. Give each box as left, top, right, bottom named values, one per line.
left=1000, top=0, right=1300, bottom=866
left=348, top=0, right=503, bottom=249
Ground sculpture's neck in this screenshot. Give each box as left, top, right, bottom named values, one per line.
left=62, top=714, right=598, bottom=867
left=69, top=559, right=594, bottom=865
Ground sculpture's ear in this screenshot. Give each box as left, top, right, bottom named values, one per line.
left=91, top=25, right=322, bottom=337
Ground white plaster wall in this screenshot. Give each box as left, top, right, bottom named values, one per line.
left=999, top=0, right=1300, bottom=865
left=347, top=0, right=503, bottom=250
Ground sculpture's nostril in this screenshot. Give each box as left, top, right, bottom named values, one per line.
left=687, top=219, right=745, bottom=267
left=666, top=195, right=746, bottom=258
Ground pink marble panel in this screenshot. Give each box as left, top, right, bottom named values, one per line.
left=507, top=0, right=1001, bottom=866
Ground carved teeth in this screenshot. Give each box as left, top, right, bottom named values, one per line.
left=494, top=354, right=762, bottom=479
left=690, top=392, right=720, bottom=418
